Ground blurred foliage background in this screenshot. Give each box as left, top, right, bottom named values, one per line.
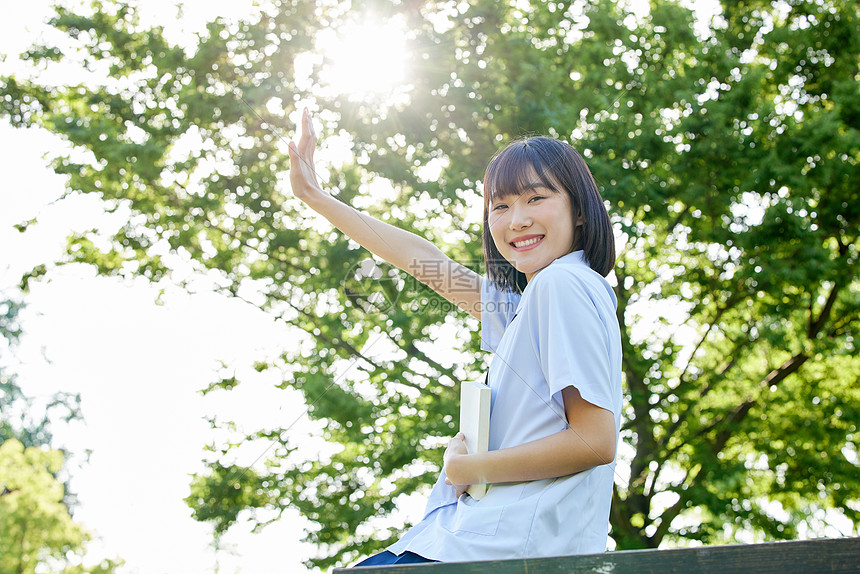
left=1, top=0, right=858, bottom=569
left=0, top=295, right=122, bottom=573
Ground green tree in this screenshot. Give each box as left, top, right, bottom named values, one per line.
left=0, top=439, right=82, bottom=574
left=2, top=0, right=857, bottom=569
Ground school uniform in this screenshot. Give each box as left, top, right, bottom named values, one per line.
left=384, top=250, right=623, bottom=562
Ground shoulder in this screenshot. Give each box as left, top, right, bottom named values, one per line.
left=532, top=258, right=608, bottom=297
left=530, top=261, right=581, bottom=288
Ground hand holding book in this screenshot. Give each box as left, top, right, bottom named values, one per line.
left=444, top=379, right=492, bottom=500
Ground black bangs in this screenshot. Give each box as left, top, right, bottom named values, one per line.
left=483, top=140, right=561, bottom=204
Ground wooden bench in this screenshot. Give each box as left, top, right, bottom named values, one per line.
left=336, top=537, right=859, bottom=573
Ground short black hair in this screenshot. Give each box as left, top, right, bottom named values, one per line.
left=482, top=136, right=615, bottom=292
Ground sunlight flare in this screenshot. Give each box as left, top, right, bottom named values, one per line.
left=318, top=16, right=411, bottom=101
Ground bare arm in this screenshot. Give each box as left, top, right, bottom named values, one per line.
left=288, top=109, right=483, bottom=320
left=444, top=386, right=617, bottom=487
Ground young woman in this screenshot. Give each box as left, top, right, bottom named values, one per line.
left=288, top=109, right=622, bottom=565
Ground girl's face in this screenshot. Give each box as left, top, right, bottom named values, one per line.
left=488, top=175, right=581, bottom=282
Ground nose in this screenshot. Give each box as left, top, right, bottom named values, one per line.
left=509, top=202, right=531, bottom=230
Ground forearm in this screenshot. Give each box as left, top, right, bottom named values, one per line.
left=446, top=420, right=616, bottom=486
left=304, top=193, right=441, bottom=275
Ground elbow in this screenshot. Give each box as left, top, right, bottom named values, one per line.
left=594, top=420, right=618, bottom=466
left=587, top=411, right=617, bottom=466
left=570, top=426, right=616, bottom=468
left=597, top=438, right=617, bottom=466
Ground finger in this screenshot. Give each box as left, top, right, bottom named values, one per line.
left=301, top=108, right=317, bottom=156
left=297, top=108, right=311, bottom=151
left=304, top=107, right=314, bottom=139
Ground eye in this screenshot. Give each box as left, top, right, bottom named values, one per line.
left=492, top=203, right=508, bottom=211
left=528, top=195, right=545, bottom=203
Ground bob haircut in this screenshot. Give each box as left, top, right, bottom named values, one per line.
left=482, top=136, right=615, bottom=292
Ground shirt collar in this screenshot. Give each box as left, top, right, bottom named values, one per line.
left=515, top=250, right=587, bottom=310
left=555, top=250, right=586, bottom=266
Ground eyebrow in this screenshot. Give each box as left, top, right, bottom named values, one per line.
left=519, top=182, right=554, bottom=193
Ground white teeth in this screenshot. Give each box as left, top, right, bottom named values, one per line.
left=513, top=237, right=541, bottom=248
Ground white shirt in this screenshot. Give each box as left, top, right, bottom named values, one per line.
left=388, top=251, right=622, bottom=561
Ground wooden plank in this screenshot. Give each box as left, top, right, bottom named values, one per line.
left=335, top=537, right=860, bottom=573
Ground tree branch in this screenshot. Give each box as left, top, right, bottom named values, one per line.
left=651, top=493, right=687, bottom=545
left=808, top=280, right=841, bottom=339
left=670, top=288, right=746, bottom=402
left=666, top=203, right=691, bottom=235
left=649, top=462, right=703, bottom=546
left=662, top=351, right=807, bottom=464
left=660, top=333, right=749, bottom=457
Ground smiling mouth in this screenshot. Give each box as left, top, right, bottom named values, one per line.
left=511, top=235, right=544, bottom=250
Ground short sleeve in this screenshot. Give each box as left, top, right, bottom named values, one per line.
left=480, top=278, right=521, bottom=352
left=530, top=269, right=616, bottom=415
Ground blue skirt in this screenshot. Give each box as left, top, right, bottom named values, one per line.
left=354, top=550, right=437, bottom=566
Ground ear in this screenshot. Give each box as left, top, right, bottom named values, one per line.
left=576, top=214, right=585, bottom=227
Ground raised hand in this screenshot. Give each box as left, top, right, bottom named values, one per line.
left=288, top=108, right=326, bottom=203
left=284, top=106, right=484, bottom=321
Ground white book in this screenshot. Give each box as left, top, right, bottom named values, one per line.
left=459, top=379, right=492, bottom=500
